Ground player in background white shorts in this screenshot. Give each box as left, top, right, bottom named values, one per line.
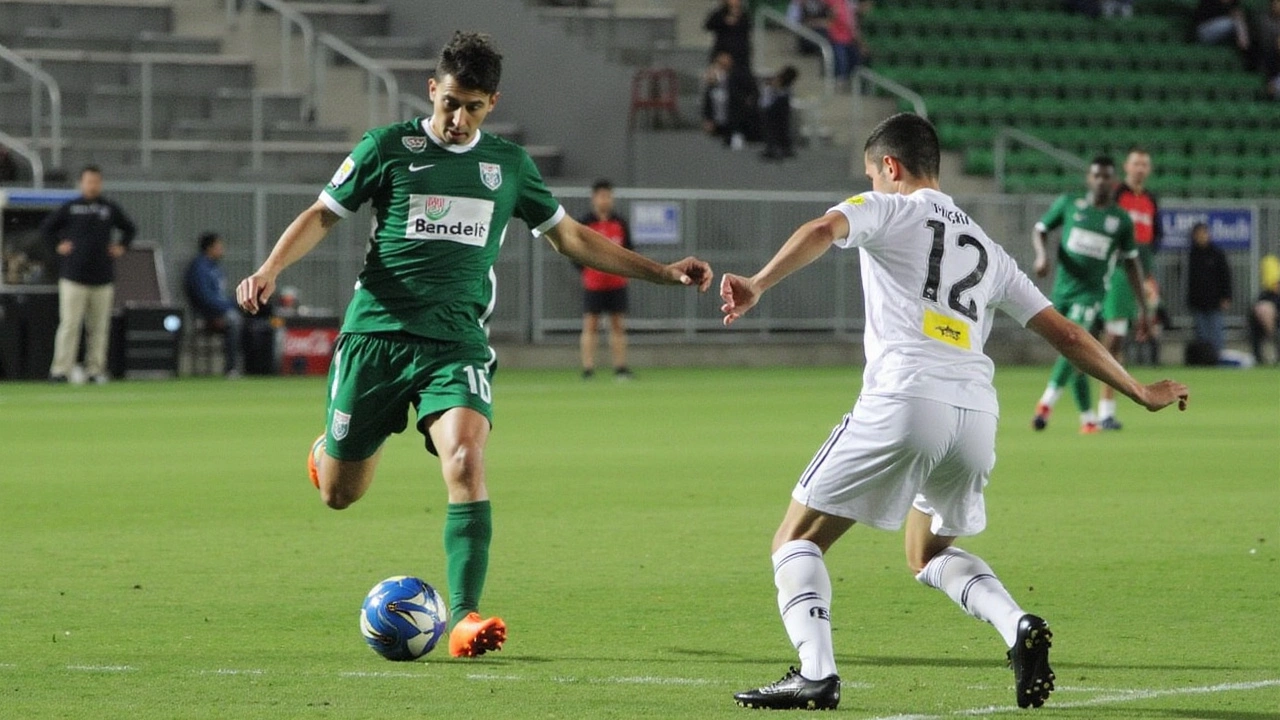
left=719, top=113, right=1189, bottom=712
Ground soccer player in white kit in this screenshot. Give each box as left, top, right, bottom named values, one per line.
left=720, top=114, right=1189, bottom=711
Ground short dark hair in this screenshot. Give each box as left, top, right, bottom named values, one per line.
left=591, top=179, right=613, bottom=193
left=80, top=164, right=101, bottom=178
left=1091, top=155, right=1115, bottom=169
left=436, top=31, right=503, bottom=94
left=198, top=231, right=222, bottom=253
left=863, top=113, right=940, bottom=179
left=1191, top=221, right=1209, bottom=234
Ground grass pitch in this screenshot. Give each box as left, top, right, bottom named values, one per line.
left=1, top=365, right=1276, bottom=719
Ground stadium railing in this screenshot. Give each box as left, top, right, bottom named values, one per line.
left=992, top=127, right=1088, bottom=194
left=754, top=7, right=835, bottom=98
left=0, top=40, right=61, bottom=168
left=851, top=66, right=927, bottom=119
left=223, top=0, right=314, bottom=112
left=0, top=127, right=43, bottom=187
left=312, top=32, right=399, bottom=131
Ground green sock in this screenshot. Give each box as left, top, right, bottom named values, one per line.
left=1048, top=355, right=1075, bottom=390
left=443, top=500, right=492, bottom=627
left=1072, top=371, right=1092, bottom=414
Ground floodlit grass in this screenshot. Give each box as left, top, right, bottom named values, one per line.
left=1, top=365, right=1276, bottom=719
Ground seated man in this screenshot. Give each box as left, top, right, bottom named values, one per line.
left=184, top=231, right=244, bottom=376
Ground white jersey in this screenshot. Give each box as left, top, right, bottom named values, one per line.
left=830, top=188, right=1051, bottom=415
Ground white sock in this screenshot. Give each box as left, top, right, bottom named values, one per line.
left=773, top=540, right=838, bottom=680
left=1098, top=398, right=1117, bottom=420
left=1080, top=410, right=1098, bottom=426
left=916, top=547, right=1024, bottom=648
left=1038, top=386, right=1062, bottom=408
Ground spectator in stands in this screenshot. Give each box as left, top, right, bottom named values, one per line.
left=577, top=180, right=634, bottom=381
left=0, top=145, right=18, bottom=183
left=1258, top=0, right=1280, bottom=98
left=1193, top=0, right=1252, bottom=62
left=702, top=50, right=759, bottom=150
left=760, top=65, right=799, bottom=161
left=705, top=0, right=753, bottom=69
left=824, top=0, right=861, bottom=85
left=1248, top=254, right=1280, bottom=364
left=1186, top=222, right=1233, bottom=354
left=787, top=0, right=832, bottom=56
left=185, top=231, right=244, bottom=377
left=43, top=165, right=137, bottom=384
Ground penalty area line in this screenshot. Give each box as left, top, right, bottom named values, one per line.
left=867, top=679, right=1280, bottom=720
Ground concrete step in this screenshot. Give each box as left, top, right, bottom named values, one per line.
left=1, top=28, right=221, bottom=54
left=6, top=49, right=254, bottom=95
left=344, top=34, right=431, bottom=61
left=538, top=6, right=678, bottom=54
left=0, top=0, right=172, bottom=36
left=289, top=1, right=390, bottom=37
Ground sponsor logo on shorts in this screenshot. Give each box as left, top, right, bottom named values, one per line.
left=331, top=409, right=351, bottom=441
left=406, top=194, right=494, bottom=247
left=401, top=135, right=427, bottom=153
left=479, top=162, right=502, bottom=191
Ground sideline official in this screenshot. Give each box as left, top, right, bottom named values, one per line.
left=42, top=165, right=137, bottom=383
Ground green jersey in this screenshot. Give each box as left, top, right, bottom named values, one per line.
left=320, top=118, right=564, bottom=345
left=1036, top=194, right=1137, bottom=303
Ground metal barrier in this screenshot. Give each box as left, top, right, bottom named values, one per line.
left=755, top=7, right=836, bottom=98
left=993, top=127, right=1089, bottom=193
left=0, top=129, right=43, bottom=188
left=852, top=67, right=927, bottom=119
left=0, top=40, right=62, bottom=169
left=313, top=33, right=400, bottom=130
left=225, top=0, right=315, bottom=106
left=86, top=182, right=1274, bottom=344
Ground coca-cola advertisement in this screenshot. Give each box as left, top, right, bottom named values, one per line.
left=282, top=327, right=338, bottom=375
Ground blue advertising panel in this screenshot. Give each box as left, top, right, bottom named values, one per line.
left=1159, top=207, right=1254, bottom=251
left=629, top=201, right=681, bottom=245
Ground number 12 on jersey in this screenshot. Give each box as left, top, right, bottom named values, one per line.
left=920, top=219, right=989, bottom=349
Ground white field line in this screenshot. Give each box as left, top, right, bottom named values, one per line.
left=197, top=669, right=265, bottom=676
left=868, top=679, right=1280, bottom=720
left=65, top=665, right=134, bottom=672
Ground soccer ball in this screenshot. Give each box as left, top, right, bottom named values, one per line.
left=359, top=576, right=448, bottom=661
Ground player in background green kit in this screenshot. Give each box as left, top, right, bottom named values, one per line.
left=1031, top=156, right=1148, bottom=434
left=236, top=32, right=713, bottom=658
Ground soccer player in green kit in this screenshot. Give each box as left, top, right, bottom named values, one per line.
left=236, top=32, right=713, bottom=657
left=1030, top=156, right=1148, bottom=434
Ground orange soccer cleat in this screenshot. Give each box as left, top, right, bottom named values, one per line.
left=1079, top=421, right=1100, bottom=435
left=307, top=434, right=325, bottom=488
left=449, top=612, right=507, bottom=658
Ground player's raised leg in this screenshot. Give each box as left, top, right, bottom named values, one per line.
left=907, top=509, right=1054, bottom=709
left=310, top=438, right=383, bottom=509
left=734, top=501, right=849, bottom=710
left=425, top=406, right=507, bottom=657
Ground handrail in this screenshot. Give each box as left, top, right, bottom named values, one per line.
left=225, top=0, right=314, bottom=114
left=851, top=67, right=927, bottom=119
left=993, top=127, right=1087, bottom=193
left=755, top=7, right=835, bottom=98
left=0, top=129, right=44, bottom=188
left=314, top=33, right=399, bottom=128
left=0, top=41, right=63, bottom=168
left=399, top=93, right=432, bottom=119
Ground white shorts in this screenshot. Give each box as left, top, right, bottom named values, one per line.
left=1104, top=319, right=1130, bottom=337
left=791, top=394, right=997, bottom=537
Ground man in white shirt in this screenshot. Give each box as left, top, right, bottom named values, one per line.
left=720, top=113, right=1188, bottom=711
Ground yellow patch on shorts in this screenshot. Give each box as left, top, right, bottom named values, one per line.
left=923, top=308, right=970, bottom=350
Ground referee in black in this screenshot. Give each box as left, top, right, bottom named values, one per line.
left=42, top=165, right=137, bottom=383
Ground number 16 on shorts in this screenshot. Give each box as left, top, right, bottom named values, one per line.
left=462, top=365, right=492, bottom=402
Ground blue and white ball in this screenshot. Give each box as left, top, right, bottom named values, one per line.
left=359, top=576, right=448, bottom=661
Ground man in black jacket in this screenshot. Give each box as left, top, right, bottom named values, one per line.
left=1186, top=222, right=1232, bottom=354
left=42, top=165, right=137, bottom=383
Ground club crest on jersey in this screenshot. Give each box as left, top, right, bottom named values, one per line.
left=479, top=162, right=502, bottom=191
left=424, top=196, right=452, bottom=221
left=331, top=409, right=351, bottom=441
left=401, top=136, right=428, bottom=153
left=1104, top=216, right=1120, bottom=234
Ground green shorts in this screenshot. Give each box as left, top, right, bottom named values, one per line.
left=325, top=332, right=497, bottom=461
left=1054, top=295, right=1103, bottom=329
left=1103, top=274, right=1139, bottom=325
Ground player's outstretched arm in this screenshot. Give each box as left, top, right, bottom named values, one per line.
left=237, top=200, right=341, bottom=314
left=1026, top=307, right=1188, bottom=412
left=543, top=216, right=712, bottom=290
left=721, top=212, right=847, bottom=326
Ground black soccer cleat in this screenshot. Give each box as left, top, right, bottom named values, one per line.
left=734, top=667, right=840, bottom=711
left=1100, top=416, right=1123, bottom=431
left=1007, top=614, right=1055, bottom=709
